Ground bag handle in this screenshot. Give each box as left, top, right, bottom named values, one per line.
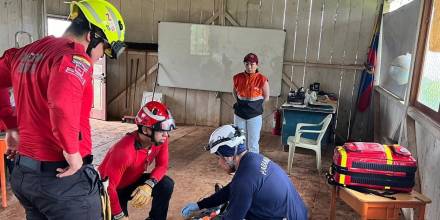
left=389, top=144, right=412, bottom=157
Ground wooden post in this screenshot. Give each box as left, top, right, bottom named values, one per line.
left=219, top=0, right=225, bottom=26
left=204, top=0, right=240, bottom=27
left=373, top=89, right=381, bottom=142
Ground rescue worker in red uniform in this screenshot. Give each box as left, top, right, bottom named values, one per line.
left=98, top=101, right=176, bottom=220
left=0, top=1, right=125, bottom=219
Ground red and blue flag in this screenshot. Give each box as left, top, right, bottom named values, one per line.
left=357, top=20, right=380, bottom=112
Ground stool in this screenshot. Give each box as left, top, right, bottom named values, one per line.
left=330, top=186, right=431, bottom=220
left=0, top=137, right=7, bottom=208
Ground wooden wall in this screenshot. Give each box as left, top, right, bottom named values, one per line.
left=413, top=120, right=440, bottom=220
left=375, top=89, right=440, bottom=220
left=46, top=0, right=381, bottom=141
left=0, top=0, right=43, bottom=54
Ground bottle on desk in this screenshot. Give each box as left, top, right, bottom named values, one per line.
left=304, top=89, right=310, bottom=106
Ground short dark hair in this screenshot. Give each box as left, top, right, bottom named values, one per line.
left=64, top=11, right=91, bottom=37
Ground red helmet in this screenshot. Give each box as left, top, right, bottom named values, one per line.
left=135, top=101, right=176, bottom=131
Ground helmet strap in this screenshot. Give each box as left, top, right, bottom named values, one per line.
left=231, top=146, right=239, bottom=171
left=226, top=159, right=236, bottom=173
left=221, top=146, right=239, bottom=173
left=86, top=24, right=107, bottom=57
left=86, top=32, right=102, bottom=57
left=137, top=125, right=161, bottom=146
left=150, top=129, right=161, bottom=146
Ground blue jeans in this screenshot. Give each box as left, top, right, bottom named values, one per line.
left=234, top=114, right=262, bottom=154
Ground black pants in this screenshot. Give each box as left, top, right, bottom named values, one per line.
left=117, top=173, right=174, bottom=220
left=10, top=155, right=102, bottom=220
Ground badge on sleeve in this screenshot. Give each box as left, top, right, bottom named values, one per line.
left=64, top=55, right=91, bottom=85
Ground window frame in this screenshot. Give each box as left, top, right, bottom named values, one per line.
left=411, top=0, right=440, bottom=122
left=46, top=14, right=70, bottom=37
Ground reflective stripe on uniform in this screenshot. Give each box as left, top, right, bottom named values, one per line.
left=237, top=95, right=264, bottom=101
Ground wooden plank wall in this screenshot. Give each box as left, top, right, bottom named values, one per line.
left=377, top=92, right=440, bottom=219
left=414, top=121, right=440, bottom=220
left=45, top=0, right=381, bottom=141
left=0, top=0, right=43, bottom=54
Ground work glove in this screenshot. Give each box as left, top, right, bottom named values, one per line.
left=130, top=184, right=153, bottom=208
left=181, top=202, right=200, bottom=218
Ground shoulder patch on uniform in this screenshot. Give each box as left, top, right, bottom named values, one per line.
left=63, top=55, right=91, bottom=85
left=72, top=55, right=91, bottom=71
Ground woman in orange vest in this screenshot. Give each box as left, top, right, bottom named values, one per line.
left=232, top=53, right=270, bottom=154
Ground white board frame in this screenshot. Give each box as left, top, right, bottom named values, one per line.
left=158, top=22, right=285, bottom=96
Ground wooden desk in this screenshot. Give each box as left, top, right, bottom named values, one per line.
left=330, top=186, right=431, bottom=220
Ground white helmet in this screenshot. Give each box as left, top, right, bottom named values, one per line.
left=205, top=125, right=246, bottom=155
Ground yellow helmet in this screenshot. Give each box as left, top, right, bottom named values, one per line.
left=69, top=0, right=125, bottom=58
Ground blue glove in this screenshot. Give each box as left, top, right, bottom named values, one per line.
left=181, top=202, right=200, bottom=218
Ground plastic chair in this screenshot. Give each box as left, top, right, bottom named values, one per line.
left=0, top=138, right=7, bottom=207
left=286, top=114, right=332, bottom=174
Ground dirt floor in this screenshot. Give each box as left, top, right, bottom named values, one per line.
left=0, top=119, right=360, bottom=220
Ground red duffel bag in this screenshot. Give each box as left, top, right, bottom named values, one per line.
left=328, top=142, right=417, bottom=193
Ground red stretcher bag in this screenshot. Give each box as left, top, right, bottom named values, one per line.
left=329, top=142, right=417, bottom=193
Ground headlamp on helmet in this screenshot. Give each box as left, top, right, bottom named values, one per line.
left=205, top=125, right=245, bottom=155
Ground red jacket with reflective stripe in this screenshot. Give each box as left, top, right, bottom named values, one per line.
left=98, top=132, right=169, bottom=215
left=0, top=36, right=94, bottom=161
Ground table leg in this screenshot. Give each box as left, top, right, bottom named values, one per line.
left=329, top=186, right=337, bottom=220
left=418, top=205, right=426, bottom=220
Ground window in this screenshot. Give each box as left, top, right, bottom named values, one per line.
left=388, top=0, right=416, bottom=12
left=47, top=16, right=71, bottom=37
left=412, top=0, right=440, bottom=122
left=379, top=0, right=420, bottom=99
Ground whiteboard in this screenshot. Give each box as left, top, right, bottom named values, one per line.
left=158, top=22, right=285, bottom=96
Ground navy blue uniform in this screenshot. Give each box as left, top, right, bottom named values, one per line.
left=197, top=152, right=308, bottom=220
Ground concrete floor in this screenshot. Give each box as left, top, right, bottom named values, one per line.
left=0, top=119, right=359, bottom=220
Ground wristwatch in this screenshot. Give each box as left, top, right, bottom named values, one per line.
left=113, top=212, right=125, bottom=220
left=144, top=178, right=158, bottom=188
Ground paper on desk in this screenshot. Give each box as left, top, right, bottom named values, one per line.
left=282, top=103, right=307, bottom=108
